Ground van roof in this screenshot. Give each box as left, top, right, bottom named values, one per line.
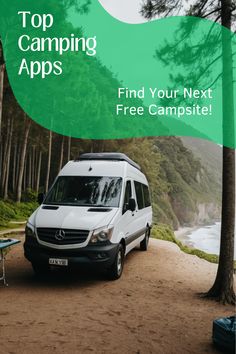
left=77, top=153, right=141, bottom=171
left=60, top=159, right=147, bottom=184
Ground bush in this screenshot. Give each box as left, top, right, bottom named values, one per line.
left=21, top=189, right=38, bottom=202
left=0, top=200, right=38, bottom=227
left=151, top=223, right=175, bottom=242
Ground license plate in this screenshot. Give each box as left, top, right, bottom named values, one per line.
left=49, top=258, right=68, bottom=266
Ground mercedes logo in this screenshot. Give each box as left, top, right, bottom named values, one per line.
left=55, top=229, right=65, bottom=241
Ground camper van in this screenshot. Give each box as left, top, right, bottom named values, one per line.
left=24, top=153, right=152, bottom=279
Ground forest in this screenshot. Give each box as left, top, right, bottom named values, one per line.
left=0, top=70, right=221, bottom=229
left=0, top=0, right=222, bottom=230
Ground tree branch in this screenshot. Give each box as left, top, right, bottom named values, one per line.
left=202, top=7, right=222, bottom=18
left=207, top=72, right=222, bottom=88
left=197, top=0, right=212, bottom=16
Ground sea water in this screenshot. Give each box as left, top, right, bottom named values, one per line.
left=184, top=222, right=236, bottom=259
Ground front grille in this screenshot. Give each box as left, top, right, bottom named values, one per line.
left=37, top=228, right=89, bottom=245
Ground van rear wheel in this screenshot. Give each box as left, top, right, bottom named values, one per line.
left=108, top=244, right=125, bottom=280
left=140, top=227, right=150, bottom=251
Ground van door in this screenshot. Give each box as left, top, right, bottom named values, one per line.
left=117, top=180, right=139, bottom=254
left=133, top=181, right=148, bottom=242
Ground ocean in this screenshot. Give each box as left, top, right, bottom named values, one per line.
left=178, top=222, right=236, bottom=259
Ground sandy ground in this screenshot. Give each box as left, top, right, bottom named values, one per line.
left=0, top=235, right=234, bottom=354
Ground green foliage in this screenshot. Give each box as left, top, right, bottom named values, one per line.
left=21, top=189, right=38, bottom=203
left=151, top=223, right=175, bottom=241
left=151, top=137, right=220, bottom=228
left=152, top=196, right=179, bottom=230
left=0, top=200, right=38, bottom=227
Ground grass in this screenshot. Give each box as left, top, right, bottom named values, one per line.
left=0, top=200, right=37, bottom=229
left=151, top=223, right=219, bottom=264
left=0, top=223, right=26, bottom=231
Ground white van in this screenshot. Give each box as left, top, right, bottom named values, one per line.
left=24, top=153, right=152, bottom=279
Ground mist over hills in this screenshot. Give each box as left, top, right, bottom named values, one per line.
left=181, top=137, right=222, bottom=186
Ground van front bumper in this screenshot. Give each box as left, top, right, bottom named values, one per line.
left=24, top=237, right=119, bottom=269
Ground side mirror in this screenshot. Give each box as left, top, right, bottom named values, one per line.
left=128, top=198, right=136, bottom=212
left=37, top=193, right=45, bottom=204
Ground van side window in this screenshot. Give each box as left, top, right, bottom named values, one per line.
left=143, top=185, right=151, bottom=207
left=134, top=181, right=145, bottom=209
left=123, top=180, right=132, bottom=213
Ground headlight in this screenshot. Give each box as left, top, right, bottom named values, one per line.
left=25, top=223, right=36, bottom=238
left=90, top=226, right=114, bottom=243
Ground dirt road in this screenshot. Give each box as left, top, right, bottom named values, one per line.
left=0, top=235, right=234, bottom=354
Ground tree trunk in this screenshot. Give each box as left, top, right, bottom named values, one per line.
left=12, top=142, right=17, bottom=193
left=45, top=130, right=52, bottom=193
left=27, top=149, right=32, bottom=190
left=36, top=150, right=42, bottom=193
left=16, top=144, right=20, bottom=192
left=1, top=118, right=9, bottom=194
left=206, top=0, right=235, bottom=304
left=67, top=136, right=71, bottom=162
left=23, top=156, right=27, bottom=193
left=0, top=140, right=2, bottom=183
left=0, top=40, right=4, bottom=183
left=32, top=146, right=36, bottom=190
left=0, top=40, right=4, bottom=149
left=3, top=116, right=13, bottom=199
left=58, top=135, right=64, bottom=173
left=16, top=116, right=31, bottom=202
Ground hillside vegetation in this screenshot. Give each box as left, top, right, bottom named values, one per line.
left=101, top=137, right=220, bottom=229
left=181, top=137, right=222, bottom=186
left=0, top=134, right=221, bottom=229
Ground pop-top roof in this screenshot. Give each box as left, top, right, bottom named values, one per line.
left=77, top=153, right=141, bottom=171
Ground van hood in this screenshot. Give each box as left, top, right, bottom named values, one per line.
left=34, top=205, right=119, bottom=231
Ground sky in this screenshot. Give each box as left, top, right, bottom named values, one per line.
left=99, top=0, right=192, bottom=22
left=99, top=0, right=145, bottom=24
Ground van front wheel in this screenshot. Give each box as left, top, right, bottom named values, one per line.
left=108, top=244, right=125, bottom=280
left=140, top=227, right=150, bottom=251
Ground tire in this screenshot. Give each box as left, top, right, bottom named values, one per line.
left=140, top=227, right=150, bottom=251
left=32, top=262, right=50, bottom=277
left=108, top=243, right=125, bottom=280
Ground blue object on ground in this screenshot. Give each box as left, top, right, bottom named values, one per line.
left=0, top=238, right=20, bottom=249
left=213, top=315, right=236, bottom=353
left=0, top=238, right=21, bottom=286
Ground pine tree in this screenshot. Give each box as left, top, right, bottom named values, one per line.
left=141, top=0, right=236, bottom=304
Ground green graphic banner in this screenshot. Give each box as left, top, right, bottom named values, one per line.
left=0, top=0, right=235, bottom=147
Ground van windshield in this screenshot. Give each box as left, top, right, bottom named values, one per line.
left=44, top=176, right=122, bottom=207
